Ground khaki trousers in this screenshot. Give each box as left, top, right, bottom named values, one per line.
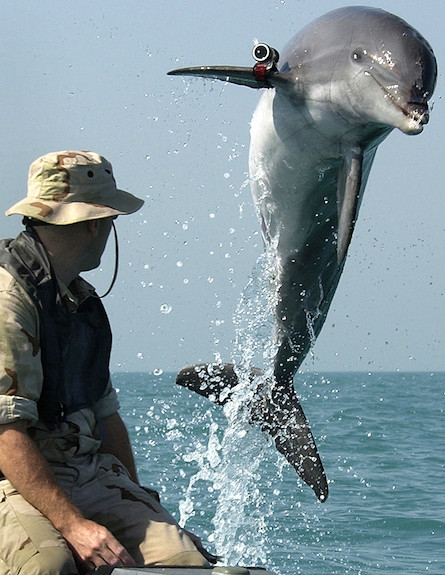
left=0, top=453, right=207, bottom=575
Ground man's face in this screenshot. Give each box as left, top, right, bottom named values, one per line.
left=81, top=216, right=116, bottom=272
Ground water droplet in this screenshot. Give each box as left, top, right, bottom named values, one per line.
left=160, top=304, right=172, bottom=314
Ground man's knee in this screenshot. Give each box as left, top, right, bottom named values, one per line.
left=21, top=547, right=78, bottom=575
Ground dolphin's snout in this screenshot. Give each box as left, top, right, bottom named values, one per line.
left=406, top=101, right=430, bottom=122
left=397, top=101, right=431, bottom=134
left=418, top=108, right=430, bottom=125
left=381, top=81, right=432, bottom=133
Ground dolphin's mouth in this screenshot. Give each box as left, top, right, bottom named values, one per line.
left=386, top=90, right=430, bottom=124
left=369, top=72, right=430, bottom=133
left=389, top=96, right=429, bottom=135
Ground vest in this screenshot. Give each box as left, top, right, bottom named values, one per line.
left=0, top=229, right=112, bottom=427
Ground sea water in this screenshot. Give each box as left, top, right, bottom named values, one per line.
left=116, top=371, right=444, bottom=575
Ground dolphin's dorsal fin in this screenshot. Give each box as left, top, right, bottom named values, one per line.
left=336, top=148, right=363, bottom=263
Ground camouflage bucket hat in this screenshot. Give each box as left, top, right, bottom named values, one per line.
left=6, top=150, right=144, bottom=224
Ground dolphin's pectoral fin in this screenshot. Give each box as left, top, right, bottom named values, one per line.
left=251, top=381, right=328, bottom=502
left=176, top=363, right=328, bottom=501
left=336, top=148, right=364, bottom=264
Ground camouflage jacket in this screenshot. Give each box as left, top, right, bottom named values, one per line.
left=0, top=249, right=119, bottom=463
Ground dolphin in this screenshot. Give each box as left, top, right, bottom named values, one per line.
left=169, top=6, right=437, bottom=501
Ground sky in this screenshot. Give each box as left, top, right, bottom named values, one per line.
left=0, top=0, right=443, bottom=373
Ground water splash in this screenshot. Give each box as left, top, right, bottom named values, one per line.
left=233, top=248, right=279, bottom=372
left=179, top=412, right=222, bottom=526
left=208, top=414, right=271, bottom=565
left=179, top=246, right=282, bottom=565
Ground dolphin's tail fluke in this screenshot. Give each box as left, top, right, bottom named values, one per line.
left=255, top=379, right=329, bottom=502
left=176, top=362, right=241, bottom=405
left=176, top=363, right=328, bottom=502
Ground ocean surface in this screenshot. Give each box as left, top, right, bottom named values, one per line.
left=115, top=371, right=444, bottom=575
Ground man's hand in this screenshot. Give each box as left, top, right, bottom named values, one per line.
left=62, top=517, right=135, bottom=570
left=0, top=421, right=135, bottom=569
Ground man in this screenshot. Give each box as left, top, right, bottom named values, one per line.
left=0, top=151, right=209, bottom=574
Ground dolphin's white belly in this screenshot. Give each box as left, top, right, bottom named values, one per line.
left=250, top=90, right=351, bottom=273
left=248, top=88, right=384, bottom=360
